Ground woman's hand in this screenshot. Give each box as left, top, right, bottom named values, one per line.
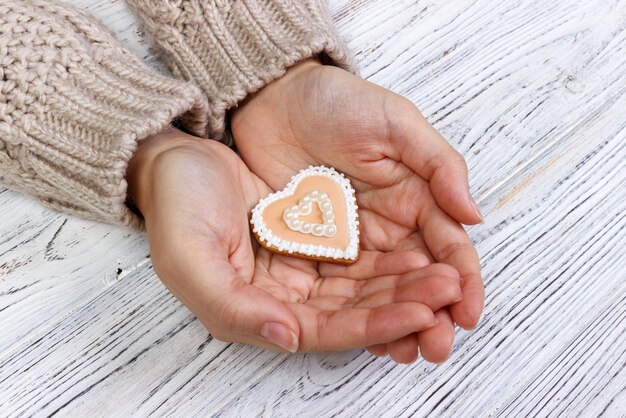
left=231, top=59, right=484, bottom=362
left=125, top=127, right=463, bottom=362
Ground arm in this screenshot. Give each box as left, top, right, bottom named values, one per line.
left=125, top=0, right=357, bottom=140
left=0, top=1, right=462, bottom=361
left=0, top=0, right=210, bottom=227
left=127, top=0, right=484, bottom=362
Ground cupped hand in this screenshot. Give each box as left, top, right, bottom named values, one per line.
left=125, top=127, right=463, bottom=362
left=231, top=59, right=484, bottom=362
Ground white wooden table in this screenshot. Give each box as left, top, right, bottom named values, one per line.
left=1, top=0, right=624, bottom=416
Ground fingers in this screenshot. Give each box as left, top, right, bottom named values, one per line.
left=384, top=97, right=482, bottom=225
left=369, top=309, right=456, bottom=364
left=349, top=274, right=462, bottom=313
left=367, top=344, right=388, bottom=357
left=162, top=250, right=302, bottom=353
left=207, top=277, right=302, bottom=352
left=367, top=310, right=455, bottom=364
left=387, top=333, right=420, bottom=364
left=417, top=308, right=455, bottom=363
left=312, top=263, right=460, bottom=311
left=291, top=301, right=437, bottom=352
left=318, top=250, right=430, bottom=280
left=418, top=200, right=484, bottom=329
left=450, top=271, right=484, bottom=330
left=355, top=264, right=461, bottom=298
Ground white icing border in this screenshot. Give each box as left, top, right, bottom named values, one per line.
left=250, top=166, right=360, bottom=261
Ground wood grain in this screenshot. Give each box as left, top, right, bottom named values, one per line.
left=499, top=291, right=625, bottom=417
left=0, top=0, right=624, bottom=416
left=0, top=198, right=150, bottom=354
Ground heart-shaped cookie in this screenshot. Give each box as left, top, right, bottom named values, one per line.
left=250, top=166, right=359, bottom=264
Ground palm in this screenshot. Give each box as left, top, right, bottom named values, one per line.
left=231, top=61, right=483, bottom=361
left=140, top=133, right=461, bottom=361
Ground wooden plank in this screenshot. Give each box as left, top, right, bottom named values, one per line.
left=0, top=0, right=624, bottom=415
left=0, top=261, right=288, bottom=417
left=0, top=66, right=623, bottom=416
left=1, top=0, right=622, bottom=359
left=0, top=197, right=150, bottom=354
left=498, top=292, right=625, bottom=417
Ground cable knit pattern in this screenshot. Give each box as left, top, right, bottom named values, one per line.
left=0, top=0, right=210, bottom=227
left=126, top=0, right=358, bottom=140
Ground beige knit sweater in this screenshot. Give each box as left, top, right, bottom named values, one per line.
left=0, top=0, right=354, bottom=228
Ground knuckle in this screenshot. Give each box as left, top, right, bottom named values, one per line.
left=363, top=309, right=376, bottom=342
left=352, top=279, right=368, bottom=300
left=425, top=263, right=461, bottom=280
left=316, top=311, right=331, bottom=343
left=438, top=277, right=463, bottom=300
left=373, top=252, right=387, bottom=273
left=435, top=242, right=472, bottom=262
left=408, top=305, right=430, bottom=326
left=452, top=150, right=469, bottom=172
left=410, top=252, right=432, bottom=269
left=213, top=297, right=244, bottom=333
left=422, top=154, right=447, bottom=179
left=423, top=150, right=468, bottom=180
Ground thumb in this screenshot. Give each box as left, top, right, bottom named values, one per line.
left=385, top=98, right=483, bottom=225
left=203, top=263, right=301, bottom=353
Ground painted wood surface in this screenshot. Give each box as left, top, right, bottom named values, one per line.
left=0, top=0, right=624, bottom=416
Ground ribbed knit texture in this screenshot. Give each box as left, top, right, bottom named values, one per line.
left=0, top=0, right=210, bottom=228
left=126, top=0, right=358, bottom=140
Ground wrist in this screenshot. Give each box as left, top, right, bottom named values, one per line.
left=230, top=57, right=323, bottom=137
left=126, top=126, right=190, bottom=220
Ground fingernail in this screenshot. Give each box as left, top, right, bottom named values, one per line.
left=260, top=322, right=299, bottom=353
left=429, top=318, right=439, bottom=328
left=470, top=196, right=484, bottom=223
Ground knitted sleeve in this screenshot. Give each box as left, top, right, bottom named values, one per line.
left=0, top=0, right=211, bottom=228
left=125, top=0, right=357, bottom=140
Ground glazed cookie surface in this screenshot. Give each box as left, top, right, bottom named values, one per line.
left=250, top=166, right=359, bottom=264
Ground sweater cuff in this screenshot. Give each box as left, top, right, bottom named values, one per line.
left=0, top=1, right=210, bottom=229
left=128, top=0, right=358, bottom=140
